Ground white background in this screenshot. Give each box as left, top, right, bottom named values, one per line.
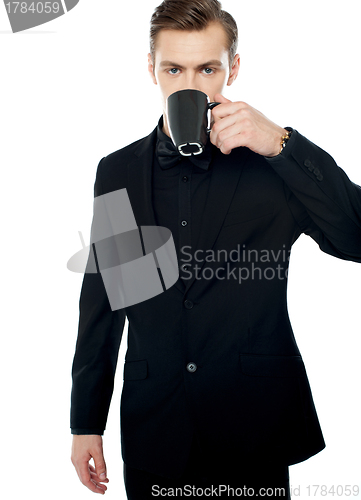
left=1, top=0, right=360, bottom=498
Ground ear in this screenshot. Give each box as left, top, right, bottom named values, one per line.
left=227, top=54, right=240, bottom=86
left=147, top=53, right=157, bottom=85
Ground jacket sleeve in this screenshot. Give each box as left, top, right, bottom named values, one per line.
left=265, top=130, right=361, bottom=262
left=70, top=158, right=126, bottom=435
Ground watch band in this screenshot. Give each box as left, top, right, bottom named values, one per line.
left=279, top=127, right=293, bottom=154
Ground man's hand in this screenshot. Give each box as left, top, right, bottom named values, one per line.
left=210, top=94, right=288, bottom=158
left=71, top=435, right=109, bottom=495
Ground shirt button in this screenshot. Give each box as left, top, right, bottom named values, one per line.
left=184, top=299, right=194, bottom=309
left=182, top=176, right=188, bottom=182
left=186, top=362, right=197, bottom=373
left=182, top=264, right=189, bottom=271
left=181, top=220, right=188, bottom=226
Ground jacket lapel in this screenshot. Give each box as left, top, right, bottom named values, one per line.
left=127, top=128, right=187, bottom=295
left=127, top=127, right=158, bottom=228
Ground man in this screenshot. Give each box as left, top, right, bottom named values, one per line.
left=70, top=0, right=361, bottom=498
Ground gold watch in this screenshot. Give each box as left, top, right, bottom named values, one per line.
left=279, top=128, right=293, bottom=154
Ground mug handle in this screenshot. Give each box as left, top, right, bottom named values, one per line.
left=207, top=102, right=221, bottom=133
left=208, top=102, right=221, bottom=111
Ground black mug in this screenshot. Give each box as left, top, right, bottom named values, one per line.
left=166, top=89, right=220, bottom=156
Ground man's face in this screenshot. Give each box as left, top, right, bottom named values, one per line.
left=148, top=21, right=240, bottom=136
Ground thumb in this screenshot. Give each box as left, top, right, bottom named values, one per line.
left=214, top=93, right=232, bottom=104
left=93, top=448, right=107, bottom=480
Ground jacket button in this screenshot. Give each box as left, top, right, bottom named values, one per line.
left=313, top=167, right=320, bottom=176
left=184, top=299, right=194, bottom=309
left=304, top=159, right=312, bottom=167
left=186, top=362, right=197, bottom=373
left=317, top=174, right=323, bottom=181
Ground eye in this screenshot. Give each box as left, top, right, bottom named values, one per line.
left=168, top=68, right=180, bottom=75
left=202, top=68, right=214, bottom=75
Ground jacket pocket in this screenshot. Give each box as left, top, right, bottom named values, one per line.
left=123, top=359, right=148, bottom=381
left=223, top=201, right=274, bottom=227
left=237, top=353, right=310, bottom=457
left=239, top=354, right=306, bottom=378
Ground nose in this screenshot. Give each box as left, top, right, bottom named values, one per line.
left=181, top=72, right=201, bottom=92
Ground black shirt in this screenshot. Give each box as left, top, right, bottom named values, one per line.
left=152, top=117, right=217, bottom=287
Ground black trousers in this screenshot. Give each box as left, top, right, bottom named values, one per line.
left=124, top=434, right=291, bottom=499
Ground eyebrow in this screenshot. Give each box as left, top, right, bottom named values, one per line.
left=159, top=60, right=224, bottom=70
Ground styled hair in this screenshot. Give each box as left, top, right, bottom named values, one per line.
left=150, top=0, right=238, bottom=70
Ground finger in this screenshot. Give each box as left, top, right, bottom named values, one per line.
left=219, top=131, right=245, bottom=155
left=93, top=448, right=107, bottom=482
left=212, top=121, right=247, bottom=154
left=89, top=464, right=109, bottom=483
left=212, top=101, right=248, bottom=121
left=77, top=461, right=106, bottom=495
left=90, top=477, right=108, bottom=493
left=209, top=110, right=238, bottom=138
left=210, top=114, right=242, bottom=149
left=214, top=93, right=232, bottom=104
left=90, top=469, right=109, bottom=484
left=211, top=94, right=232, bottom=123
left=89, top=478, right=107, bottom=494
left=211, top=112, right=239, bottom=135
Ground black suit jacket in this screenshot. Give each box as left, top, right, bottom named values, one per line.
left=71, top=125, right=361, bottom=478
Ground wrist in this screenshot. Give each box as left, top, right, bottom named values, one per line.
left=267, top=128, right=292, bottom=158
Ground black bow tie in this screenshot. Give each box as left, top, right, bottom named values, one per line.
left=156, top=137, right=213, bottom=171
